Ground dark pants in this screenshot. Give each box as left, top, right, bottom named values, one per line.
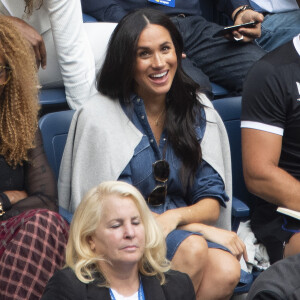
left=171, top=15, right=266, bottom=96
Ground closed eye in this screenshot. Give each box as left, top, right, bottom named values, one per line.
left=111, top=223, right=121, bottom=229
left=132, top=216, right=141, bottom=225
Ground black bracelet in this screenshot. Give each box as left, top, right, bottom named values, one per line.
left=233, top=5, right=254, bottom=23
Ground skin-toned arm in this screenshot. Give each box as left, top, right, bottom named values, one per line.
left=3, top=190, right=28, bottom=205
left=297, top=0, right=300, bottom=7
left=1, top=16, right=47, bottom=69
left=155, top=198, right=220, bottom=237
left=154, top=198, right=248, bottom=260
left=179, top=223, right=248, bottom=261
left=242, top=128, right=300, bottom=211
left=231, top=6, right=264, bottom=42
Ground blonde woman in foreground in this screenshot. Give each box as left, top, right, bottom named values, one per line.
left=42, top=181, right=195, bottom=300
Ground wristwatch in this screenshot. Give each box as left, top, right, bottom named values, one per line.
left=233, top=5, right=254, bottom=23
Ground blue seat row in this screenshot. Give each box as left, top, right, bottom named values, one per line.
left=39, top=97, right=251, bottom=223
left=39, top=97, right=251, bottom=231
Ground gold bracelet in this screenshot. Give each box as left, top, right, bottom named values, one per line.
left=0, top=202, right=5, bottom=216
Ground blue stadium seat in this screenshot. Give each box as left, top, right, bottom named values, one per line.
left=39, top=110, right=75, bottom=223
left=39, top=88, right=66, bottom=106
left=213, top=96, right=256, bottom=295
left=39, top=110, right=75, bottom=180
left=213, top=96, right=252, bottom=231
left=83, top=13, right=97, bottom=23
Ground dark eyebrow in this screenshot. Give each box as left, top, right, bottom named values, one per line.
left=136, top=46, right=150, bottom=52
left=161, top=41, right=172, bottom=46
left=137, top=41, right=172, bottom=51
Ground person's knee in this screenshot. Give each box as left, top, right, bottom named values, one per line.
left=172, top=235, right=208, bottom=270
left=212, top=252, right=240, bottom=290
left=181, top=235, right=208, bottom=263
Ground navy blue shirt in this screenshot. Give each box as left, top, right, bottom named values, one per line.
left=118, top=95, right=229, bottom=214
left=81, top=0, right=250, bottom=23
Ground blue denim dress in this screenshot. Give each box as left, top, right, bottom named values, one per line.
left=119, top=95, right=229, bottom=259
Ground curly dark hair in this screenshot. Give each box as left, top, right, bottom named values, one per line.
left=0, top=17, right=40, bottom=167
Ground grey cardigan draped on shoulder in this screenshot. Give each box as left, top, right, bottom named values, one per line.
left=58, top=92, right=232, bottom=230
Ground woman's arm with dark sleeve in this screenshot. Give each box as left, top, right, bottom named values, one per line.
left=3, top=129, right=58, bottom=218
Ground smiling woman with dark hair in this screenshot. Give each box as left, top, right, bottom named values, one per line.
left=59, top=8, right=247, bottom=299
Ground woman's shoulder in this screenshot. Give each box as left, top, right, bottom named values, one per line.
left=79, top=93, right=119, bottom=114
left=74, top=93, right=122, bottom=126
left=42, top=267, right=86, bottom=300
left=52, top=267, right=78, bottom=280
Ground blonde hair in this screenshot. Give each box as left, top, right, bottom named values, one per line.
left=66, top=181, right=170, bottom=286
left=0, top=17, right=40, bottom=167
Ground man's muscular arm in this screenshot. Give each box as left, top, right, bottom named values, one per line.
left=242, top=128, right=300, bottom=211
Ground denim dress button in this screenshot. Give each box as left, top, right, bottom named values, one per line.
left=141, top=115, right=145, bottom=119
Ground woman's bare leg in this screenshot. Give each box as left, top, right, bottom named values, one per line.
left=171, top=237, right=240, bottom=300
left=196, top=249, right=240, bottom=300
left=171, top=235, right=208, bottom=291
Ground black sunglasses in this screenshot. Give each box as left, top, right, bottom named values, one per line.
left=147, top=160, right=170, bottom=206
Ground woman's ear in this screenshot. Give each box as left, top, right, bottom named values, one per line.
left=87, top=236, right=96, bottom=251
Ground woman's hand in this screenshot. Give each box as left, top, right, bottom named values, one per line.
left=179, top=223, right=248, bottom=261
left=201, top=225, right=248, bottom=261
left=155, top=210, right=181, bottom=238
left=3, top=190, right=28, bottom=205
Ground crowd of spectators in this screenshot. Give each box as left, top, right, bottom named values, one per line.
left=0, top=0, right=299, bottom=299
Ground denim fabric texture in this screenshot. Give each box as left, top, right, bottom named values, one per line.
left=166, top=230, right=230, bottom=260
left=118, top=95, right=230, bottom=259
left=256, top=10, right=300, bottom=52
